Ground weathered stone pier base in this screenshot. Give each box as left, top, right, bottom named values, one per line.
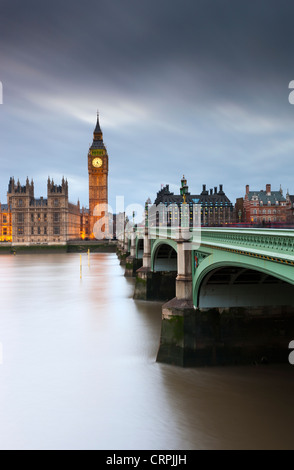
left=124, top=256, right=143, bottom=277
left=134, top=268, right=176, bottom=301
left=157, top=302, right=294, bottom=367
left=116, top=246, right=129, bottom=266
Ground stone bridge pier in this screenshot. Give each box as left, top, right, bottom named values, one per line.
left=116, top=231, right=130, bottom=266
left=156, top=238, right=198, bottom=367
left=132, top=230, right=198, bottom=366
left=134, top=230, right=177, bottom=301
left=125, top=230, right=143, bottom=276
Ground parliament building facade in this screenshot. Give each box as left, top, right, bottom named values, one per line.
left=0, top=113, right=109, bottom=245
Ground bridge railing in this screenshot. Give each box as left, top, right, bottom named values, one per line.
left=125, top=225, right=294, bottom=262
left=125, top=226, right=192, bottom=240
left=197, top=227, right=294, bottom=261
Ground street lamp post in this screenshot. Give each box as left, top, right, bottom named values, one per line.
left=180, top=175, right=188, bottom=204
left=180, top=175, right=189, bottom=229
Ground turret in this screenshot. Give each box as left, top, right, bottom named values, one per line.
left=7, top=177, right=34, bottom=196
left=8, top=177, right=15, bottom=193
left=47, top=177, right=68, bottom=196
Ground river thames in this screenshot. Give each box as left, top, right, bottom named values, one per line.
left=0, top=252, right=293, bottom=450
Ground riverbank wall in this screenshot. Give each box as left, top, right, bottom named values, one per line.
left=0, top=240, right=117, bottom=254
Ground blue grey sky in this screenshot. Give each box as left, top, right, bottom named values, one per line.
left=0, top=0, right=294, bottom=212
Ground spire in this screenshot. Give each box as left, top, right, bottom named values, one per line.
left=93, top=111, right=102, bottom=140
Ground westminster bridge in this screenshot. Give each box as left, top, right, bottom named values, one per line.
left=117, top=226, right=294, bottom=367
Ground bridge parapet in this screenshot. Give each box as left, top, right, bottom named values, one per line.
left=197, top=228, right=294, bottom=263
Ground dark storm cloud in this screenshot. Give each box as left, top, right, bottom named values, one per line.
left=1, top=0, right=294, bottom=208
left=2, top=0, right=294, bottom=91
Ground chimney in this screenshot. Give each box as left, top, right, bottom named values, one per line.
left=246, top=184, right=249, bottom=195
left=202, top=184, right=206, bottom=192
left=266, top=184, right=271, bottom=195
left=219, top=184, right=223, bottom=193
left=214, top=186, right=217, bottom=194
left=210, top=188, right=213, bottom=195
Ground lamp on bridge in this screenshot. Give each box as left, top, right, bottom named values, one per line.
left=180, top=175, right=190, bottom=228
left=180, top=175, right=189, bottom=204
left=145, top=198, right=151, bottom=228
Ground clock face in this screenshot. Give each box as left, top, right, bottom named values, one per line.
left=92, top=157, right=103, bottom=168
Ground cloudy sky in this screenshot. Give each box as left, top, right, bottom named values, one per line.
left=1, top=0, right=294, bottom=213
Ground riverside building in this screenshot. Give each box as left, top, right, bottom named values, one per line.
left=4, top=177, right=81, bottom=245
left=0, top=114, right=110, bottom=245
left=151, top=176, right=234, bottom=227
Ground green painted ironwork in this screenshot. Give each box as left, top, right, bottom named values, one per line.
left=130, top=227, right=294, bottom=305
left=150, top=238, right=178, bottom=272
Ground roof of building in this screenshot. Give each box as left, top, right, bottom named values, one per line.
left=154, top=184, right=233, bottom=207
left=247, top=190, right=286, bottom=204
left=90, top=140, right=106, bottom=151
left=0, top=204, right=9, bottom=212
left=94, top=113, right=102, bottom=135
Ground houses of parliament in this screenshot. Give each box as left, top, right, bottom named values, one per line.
left=0, top=114, right=109, bottom=245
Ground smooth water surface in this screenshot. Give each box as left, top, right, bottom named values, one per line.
left=0, top=253, right=294, bottom=450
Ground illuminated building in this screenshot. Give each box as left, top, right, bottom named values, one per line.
left=0, top=202, right=12, bottom=242
left=0, top=114, right=112, bottom=244
left=87, top=113, right=109, bottom=238
left=2, top=177, right=80, bottom=245
left=80, top=207, right=90, bottom=240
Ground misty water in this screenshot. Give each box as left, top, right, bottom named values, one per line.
left=0, top=252, right=294, bottom=450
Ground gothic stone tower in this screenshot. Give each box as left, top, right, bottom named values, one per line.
left=7, top=177, right=34, bottom=244
left=88, top=113, right=109, bottom=238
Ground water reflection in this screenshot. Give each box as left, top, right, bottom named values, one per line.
left=0, top=253, right=293, bottom=450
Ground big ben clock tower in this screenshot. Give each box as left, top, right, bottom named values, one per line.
left=88, top=112, right=109, bottom=238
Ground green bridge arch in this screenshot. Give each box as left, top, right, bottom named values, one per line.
left=151, top=239, right=178, bottom=272
left=135, top=236, right=144, bottom=259
left=193, top=249, right=294, bottom=307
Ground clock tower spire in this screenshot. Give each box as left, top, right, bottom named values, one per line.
left=88, top=112, right=109, bottom=239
